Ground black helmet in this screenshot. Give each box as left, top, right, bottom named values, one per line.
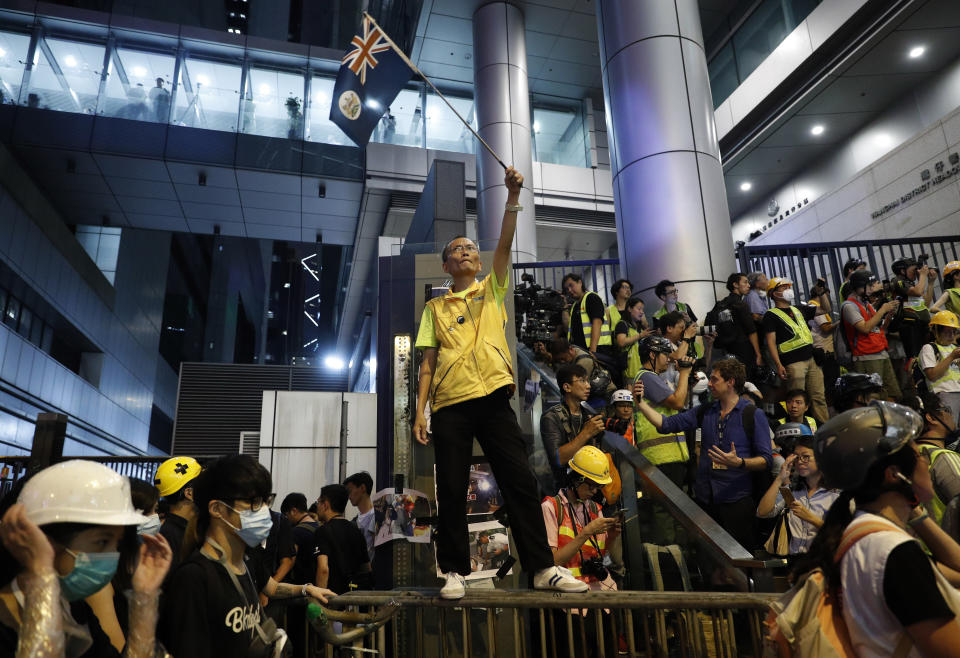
left=891, top=257, right=917, bottom=276
left=848, top=269, right=878, bottom=294
left=843, top=258, right=865, bottom=276
left=814, top=401, right=922, bottom=491
left=638, top=335, right=674, bottom=361
left=834, top=372, right=882, bottom=410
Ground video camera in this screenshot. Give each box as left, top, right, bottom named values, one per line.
left=514, top=273, right=565, bottom=348
left=917, top=253, right=939, bottom=275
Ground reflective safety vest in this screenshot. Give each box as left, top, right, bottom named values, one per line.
left=632, top=370, right=689, bottom=465
left=919, top=444, right=960, bottom=525
left=622, top=325, right=642, bottom=382
left=770, top=306, right=813, bottom=354
left=927, top=342, right=960, bottom=391
left=549, top=493, right=605, bottom=582
left=776, top=415, right=818, bottom=432
left=568, top=291, right=613, bottom=347
left=607, top=305, right=623, bottom=333
left=945, top=288, right=960, bottom=317
left=654, top=302, right=692, bottom=320
left=842, top=297, right=889, bottom=357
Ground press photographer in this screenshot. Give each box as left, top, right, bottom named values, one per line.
left=514, top=273, right=565, bottom=348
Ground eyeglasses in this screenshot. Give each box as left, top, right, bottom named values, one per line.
left=448, top=244, right=478, bottom=255
left=235, top=497, right=266, bottom=511
left=795, top=455, right=813, bottom=464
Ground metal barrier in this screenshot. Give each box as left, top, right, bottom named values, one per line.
left=514, top=259, right=621, bottom=304
left=323, top=589, right=777, bottom=658
left=0, top=456, right=28, bottom=498
left=739, top=235, right=960, bottom=305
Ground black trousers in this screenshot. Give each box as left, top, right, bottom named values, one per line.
left=432, top=386, right=555, bottom=575
left=701, top=495, right=758, bottom=552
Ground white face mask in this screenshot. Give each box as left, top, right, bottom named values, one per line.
left=137, top=513, right=162, bottom=536
left=757, top=290, right=767, bottom=298
left=781, top=289, right=795, bottom=303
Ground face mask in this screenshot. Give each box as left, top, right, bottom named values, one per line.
left=757, top=290, right=767, bottom=298
left=59, top=550, right=120, bottom=602
left=137, top=513, right=161, bottom=536
left=665, top=294, right=678, bottom=308
left=219, top=503, right=273, bottom=547
left=780, top=289, right=795, bottom=303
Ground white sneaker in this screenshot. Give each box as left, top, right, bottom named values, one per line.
left=533, top=566, right=589, bottom=593
left=440, top=572, right=466, bottom=600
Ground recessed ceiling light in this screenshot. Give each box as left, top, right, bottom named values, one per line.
left=740, top=182, right=752, bottom=192
left=366, top=98, right=381, bottom=110
left=258, top=83, right=271, bottom=95
left=64, top=55, right=77, bottom=67
left=533, top=121, right=541, bottom=133
left=0, top=48, right=7, bottom=58
left=196, top=74, right=210, bottom=86
left=909, top=45, right=925, bottom=59
left=810, top=124, right=825, bottom=136
left=131, top=66, right=147, bottom=77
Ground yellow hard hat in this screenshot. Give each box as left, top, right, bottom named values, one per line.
left=154, top=456, right=202, bottom=498
left=930, top=311, right=960, bottom=330
left=944, top=261, right=960, bottom=277
left=767, top=277, right=792, bottom=292
left=568, top=446, right=613, bottom=485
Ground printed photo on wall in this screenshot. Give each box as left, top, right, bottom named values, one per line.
left=465, top=460, right=502, bottom=516
left=435, top=520, right=513, bottom=581
left=371, top=487, right=432, bottom=547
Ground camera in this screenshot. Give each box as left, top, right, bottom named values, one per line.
left=514, top=274, right=565, bottom=348
left=579, top=556, right=609, bottom=582
left=698, top=324, right=717, bottom=336
left=917, top=253, right=939, bottom=274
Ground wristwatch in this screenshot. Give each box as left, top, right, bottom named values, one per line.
left=739, top=457, right=746, bottom=469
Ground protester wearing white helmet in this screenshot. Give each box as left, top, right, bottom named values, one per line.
left=0, top=460, right=172, bottom=658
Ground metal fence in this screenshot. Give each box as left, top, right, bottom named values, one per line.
left=514, top=259, right=621, bottom=305
left=739, top=235, right=960, bottom=306
left=321, top=589, right=777, bottom=658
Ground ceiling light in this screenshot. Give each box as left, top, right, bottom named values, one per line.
left=258, top=83, right=271, bottom=96
left=196, top=74, right=210, bottom=86
left=64, top=55, right=77, bottom=67
left=316, top=92, right=328, bottom=105
left=740, top=182, right=752, bottom=192
left=533, top=121, right=541, bottom=133
left=810, top=124, right=824, bottom=136
left=908, top=45, right=925, bottom=59
left=131, top=66, right=147, bottom=77
left=324, top=356, right=345, bottom=370
left=875, top=133, right=894, bottom=148
left=283, top=282, right=290, bottom=288
left=0, top=48, right=7, bottom=58
left=366, top=99, right=380, bottom=110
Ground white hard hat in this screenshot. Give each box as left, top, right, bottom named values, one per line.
left=744, top=381, right=763, bottom=399
left=612, top=389, right=633, bottom=404
left=19, top=460, right=148, bottom=527
left=691, top=371, right=709, bottom=395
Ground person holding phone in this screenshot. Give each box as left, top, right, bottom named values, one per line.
left=757, top=431, right=839, bottom=555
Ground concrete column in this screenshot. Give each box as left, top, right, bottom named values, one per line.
left=472, top=2, right=537, bottom=264
left=596, top=0, right=736, bottom=318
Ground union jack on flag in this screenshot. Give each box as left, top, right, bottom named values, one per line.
left=330, top=14, right=413, bottom=147
left=342, top=17, right=392, bottom=86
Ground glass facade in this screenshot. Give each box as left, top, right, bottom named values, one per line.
left=370, top=86, right=423, bottom=148
left=532, top=105, right=586, bottom=168
left=243, top=67, right=306, bottom=139
left=425, top=90, right=475, bottom=154
left=76, top=225, right=122, bottom=285
left=0, top=29, right=29, bottom=105
left=174, top=56, right=242, bottom=132
left=101, top=46, right=177, bottom=122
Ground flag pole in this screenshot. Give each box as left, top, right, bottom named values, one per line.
left=362, top=12, right=510, bottom=172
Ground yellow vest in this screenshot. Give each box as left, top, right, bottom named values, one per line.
left=770, top=307, right=813, bottom=353
left=568, top=291, right=612, bottom=347
left=632, top=369, right=689, bottom=466
left=920, top=445, right=955, bottom=524
left=928, top=342, right=960, bottom=390
left=428, top=275, right=516, bottom=411
left=623, top=326, right=642, bottom=382
left=945, top=289, right=960, bottom=317
left=607, top=305, right=622, bottom=333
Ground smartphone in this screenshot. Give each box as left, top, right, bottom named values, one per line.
left=779, top=487, right=796, bottom=505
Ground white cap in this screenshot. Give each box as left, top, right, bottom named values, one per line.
left=19, top=460, right=148, bottom=527
left=744, top=381, right=763, bottom=399
left=611, top=389, right=633, bottom=404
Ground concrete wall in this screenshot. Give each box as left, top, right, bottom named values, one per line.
left=735, top=56, right=960, bottom=246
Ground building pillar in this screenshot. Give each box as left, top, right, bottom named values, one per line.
left=596, top=0, right=736, bottom=318
left=472, top=2, right=536, bottom=264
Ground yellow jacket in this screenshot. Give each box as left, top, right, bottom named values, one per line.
left=427, top=273, right=516, bottom=411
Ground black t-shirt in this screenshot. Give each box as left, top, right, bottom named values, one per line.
left=718, top=293, right=756, bottom=364
left=762, top=304, right=816, bottom=366
left=287, top=518, right=319, bottom=585
left=159, top=513, right=188, bottom=569
left=568, top=292, right=606, bottom=350
left=248, top=511, right=295, bottom=589
left=0, top=598, right=120, bottom=658
left=312, top=518, right=371, bottom=594
left=159, top=550, right=265, bottom=658
left=883, top=541, right=954, bottom=627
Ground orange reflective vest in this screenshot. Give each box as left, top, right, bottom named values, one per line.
left=549, top=494, right=606, bottom=582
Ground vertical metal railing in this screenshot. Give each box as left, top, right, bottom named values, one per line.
left=513, top=259, right=621, bottom=304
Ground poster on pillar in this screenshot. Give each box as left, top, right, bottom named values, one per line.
left=330, top=15, right=413, bottom=147
left=371, top=487, right=432, bottom=547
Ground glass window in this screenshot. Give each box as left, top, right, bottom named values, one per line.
left=370, top=86, right=423, bottom=148
left=30, top=317, right=43, bottom=346
left=41, top=323, right=53, bottom=353
left=173, top=57, right=241, bottom=132
left=75, top=225, right=120, bottom=286
left=305, top=75, right=350, bottom=145
left=241, top=67, right=306, bottom=139
left=25, top=37, right=104, bottom=114
left=100, top=46, right=176, bottom=122
left=3, top=296, right=19, bottom=329
left=18, top=305, right=31, bottom=339
left=532, top=106, right=586, bottom=167
left=709, top=41, right=740, bottom=108
left=425, top=90, right=475, bottom=154
left=733, top=0, right=791, bottom=83
left=0, top=30, right=30, bottom=106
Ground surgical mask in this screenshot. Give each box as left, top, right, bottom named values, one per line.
left=757, top=290, right=767, bottom=298
left=665, top=293, right=678, bottom=308
left=781, top=289, right=795, bottom=303
left=137, top=513, right=161, bottom=536
left=59, top=550, right=120, bottom=602
left=219, top=502, right=273, bottom=547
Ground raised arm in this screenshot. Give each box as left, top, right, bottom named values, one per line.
left=492, top=167, right=524, bottom=283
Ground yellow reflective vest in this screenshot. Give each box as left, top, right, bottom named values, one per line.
left=622, top=325, right=642, bottom=382
left=926, top=342, right=960, bottom=391
left=568, top=291, right=612, bottom=347
left=427, top=274, right=516, bottom=411
left=770, top=306, right=813, bottom=354
left=633, top=369, right=689, bottom=466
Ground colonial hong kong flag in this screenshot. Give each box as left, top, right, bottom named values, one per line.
left=330, top=15, right=413, bottom=147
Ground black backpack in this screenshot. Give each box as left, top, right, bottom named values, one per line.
left=911, top=342, right=938, bottom=397
left=704, top=297, right=740, bottom=351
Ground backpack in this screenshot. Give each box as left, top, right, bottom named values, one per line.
left=704, top=296, right=740, bottom=351
left=910, top=342, right=938, bottom=397
left=835, top=302, right=855, bottom=368
left=696, top=402, right=756, bottom=438
left=577, top=350, right=613, bottom=398
left=763, top=521, right=912, bottom=658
